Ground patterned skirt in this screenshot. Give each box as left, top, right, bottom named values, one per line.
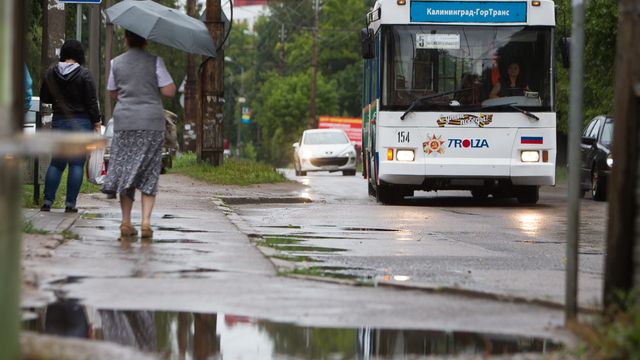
left=101, top=130, right=164, bottom=200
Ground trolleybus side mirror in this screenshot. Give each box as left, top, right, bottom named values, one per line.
left=361, top=28, right=375, bottom=59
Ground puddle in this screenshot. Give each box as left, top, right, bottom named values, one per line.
left=22, top=306, right=562, bottom=359
left=261, top=225, right=407, bottom=232
left=82, top=213, right=191, bottom=220
left=75, top=225, right=214, bottom=233
left=260, top=236, right=347, bottom=254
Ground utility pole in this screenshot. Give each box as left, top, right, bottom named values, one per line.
left=105, top=0, right=114, bottom=121
left=0, top=0, right=27, bottom=357
left=199, top=0, right=225, bottom=165
left=184, top=0, right=198, bottom=153
left=604, top=0, right=640, bottom=307
left=308, top=0, right=319, bottom=129
left=88, top=4, right=100, bottom=97
left=41, top=0, right=66, bottom=96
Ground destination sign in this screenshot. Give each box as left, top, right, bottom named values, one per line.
left=411, top=1, right=527, bottom=23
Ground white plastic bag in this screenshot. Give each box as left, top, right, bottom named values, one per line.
left=86, top=148, right=106, bottom=185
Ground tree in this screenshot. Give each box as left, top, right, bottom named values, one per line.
left=255, top=71, right=338, bottom=166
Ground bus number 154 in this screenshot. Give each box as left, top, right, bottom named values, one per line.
left=397, top=131, right=410, bottom=143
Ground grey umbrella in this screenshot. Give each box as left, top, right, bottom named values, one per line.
left=106, top=0, right=217, bottom=57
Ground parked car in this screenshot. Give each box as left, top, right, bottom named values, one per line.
left=23, top=96, right=40, bottom=134
left=580, top=115, right=614, bottom=201
left=293, top=129, right=357, bottom=176
left=103, top=119, right=172, bottom=174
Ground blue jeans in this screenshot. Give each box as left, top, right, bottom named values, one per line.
left=43, top=115, right=94, bottom=208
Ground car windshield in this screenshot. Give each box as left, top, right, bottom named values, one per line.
left=601, top=120, right=614, bottom=147
left=380, top=25, right=553, bottom=112
left=303, top=132, right=349, bottom=145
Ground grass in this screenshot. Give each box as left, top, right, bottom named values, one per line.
left=22, top=220, right=48, bottom=234
left=556, top=165, right=568, bottom=184
left=572, top=290, right=640, bottom=359
left=22, top=167, right=102, bottom=208
left=168, top=153, right=289, bottom=186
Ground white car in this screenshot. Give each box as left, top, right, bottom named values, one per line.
left=293, top=129, right=357, bottom=176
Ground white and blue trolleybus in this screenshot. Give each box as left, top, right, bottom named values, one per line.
left=361, top=0, right=563, bottom=204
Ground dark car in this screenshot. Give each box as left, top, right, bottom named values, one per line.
left=580, top=115, right=614, bottom=201
left=103, top=119, right=172, bottom=174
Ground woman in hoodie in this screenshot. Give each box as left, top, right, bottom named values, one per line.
left=40, top=39, right=101, bottom=213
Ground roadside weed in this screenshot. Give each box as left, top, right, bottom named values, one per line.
left=168, top=154, right=289, bottom=186
left=572, top=289, right=640, bottom=359
left=59, top=229, right=81, bottom=240
left=22, top=220, right=48, bottom=234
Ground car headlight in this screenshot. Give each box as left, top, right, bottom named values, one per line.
left=607, top=154, right=613, bottom=167
left=301, top=150, right=313, bottom=160
left=521, top=151, right=539, bottom=162
left=342, top=150, right=355, bottom=157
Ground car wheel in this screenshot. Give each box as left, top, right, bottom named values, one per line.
left=516, top=186, right=539, bottom=204
left=471, top=189, right=489, bottom=200
left=592, top=167, right=607, bottom=201
left=300, top=169, right=307, bottom=176
left=342, top=170, right=356, bottom=176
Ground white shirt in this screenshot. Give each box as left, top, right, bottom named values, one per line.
left=106, top=56, right=173, bottom=91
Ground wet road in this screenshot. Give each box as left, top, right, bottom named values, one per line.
left=236, top=169, right=607, bottom=307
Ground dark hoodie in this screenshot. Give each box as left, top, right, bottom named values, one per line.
left=40, top=63, right=101, bottom=124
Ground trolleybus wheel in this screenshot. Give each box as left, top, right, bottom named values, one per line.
left=516, top=186, right=539, bottom=204
left=471, top=189, right=489, bottom=200
left=376, top=183, right=403, bottom=205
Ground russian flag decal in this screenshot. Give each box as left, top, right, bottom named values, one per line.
left=521, top=136, right=543, bottom=144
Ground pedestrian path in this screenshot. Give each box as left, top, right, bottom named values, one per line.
left=23, top=208, right=80, bottom=233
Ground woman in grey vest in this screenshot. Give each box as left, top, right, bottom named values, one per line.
left=102, top=30, right=176, bottom=238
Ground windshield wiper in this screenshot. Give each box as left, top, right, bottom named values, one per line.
left=400, top=88, right=472, bottom=120
left=469, top=102, right=539, bottom=121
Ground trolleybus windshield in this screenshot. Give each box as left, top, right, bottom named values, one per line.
left=380, top=25, right=554, bottom=112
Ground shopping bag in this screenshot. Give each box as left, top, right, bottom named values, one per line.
left=164, top=110, right=179, bottom=150
left=86, top=148, right=106, bottom=185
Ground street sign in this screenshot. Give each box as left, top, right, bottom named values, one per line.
left=58, top=0, right=102, bottom=3
left=241, top=107, right=252, bottom=124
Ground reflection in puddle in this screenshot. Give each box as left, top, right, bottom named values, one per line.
left=75, top=225, right=213, bottom=233
left=82, top=213, right=189, bottom=220
left=23, top=306, right=561, bottom=359
left=261, top=225, right=407, bottom=232
left=518, top=214, right=541, bottom=236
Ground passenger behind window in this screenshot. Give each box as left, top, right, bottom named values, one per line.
left=458, top=73, right=482, bottom=105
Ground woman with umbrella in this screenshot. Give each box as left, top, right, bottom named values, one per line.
left=101, top=30, right=176, bottom=238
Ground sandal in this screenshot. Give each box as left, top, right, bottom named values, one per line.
left=120, top=223, right=138, bottom=237
left=140, top=224, right=153, bottom=238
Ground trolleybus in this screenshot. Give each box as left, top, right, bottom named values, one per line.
left=361, top=0, right=563, bottom=204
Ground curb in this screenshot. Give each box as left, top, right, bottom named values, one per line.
left=55, top=212, right=82, bottom=233
left=211, top=197, right=602, bottom=314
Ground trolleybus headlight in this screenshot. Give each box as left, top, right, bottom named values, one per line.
left=607, top=154, right=614, bottom=167
left=396, top=150, right=415, bottom=161
left=521, top=151, right=540, bottom=162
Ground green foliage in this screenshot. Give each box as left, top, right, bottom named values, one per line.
left=255, top=71, right=339, bottom=166
left=167, top=153, right=289, bottom=186
left=574, top=289, right=640, bottom=360
left=59, top=229, right=80, bottom=240
left=555, top=0, right=617, bottom=134
left=22, top=220, right=48, bottom=234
